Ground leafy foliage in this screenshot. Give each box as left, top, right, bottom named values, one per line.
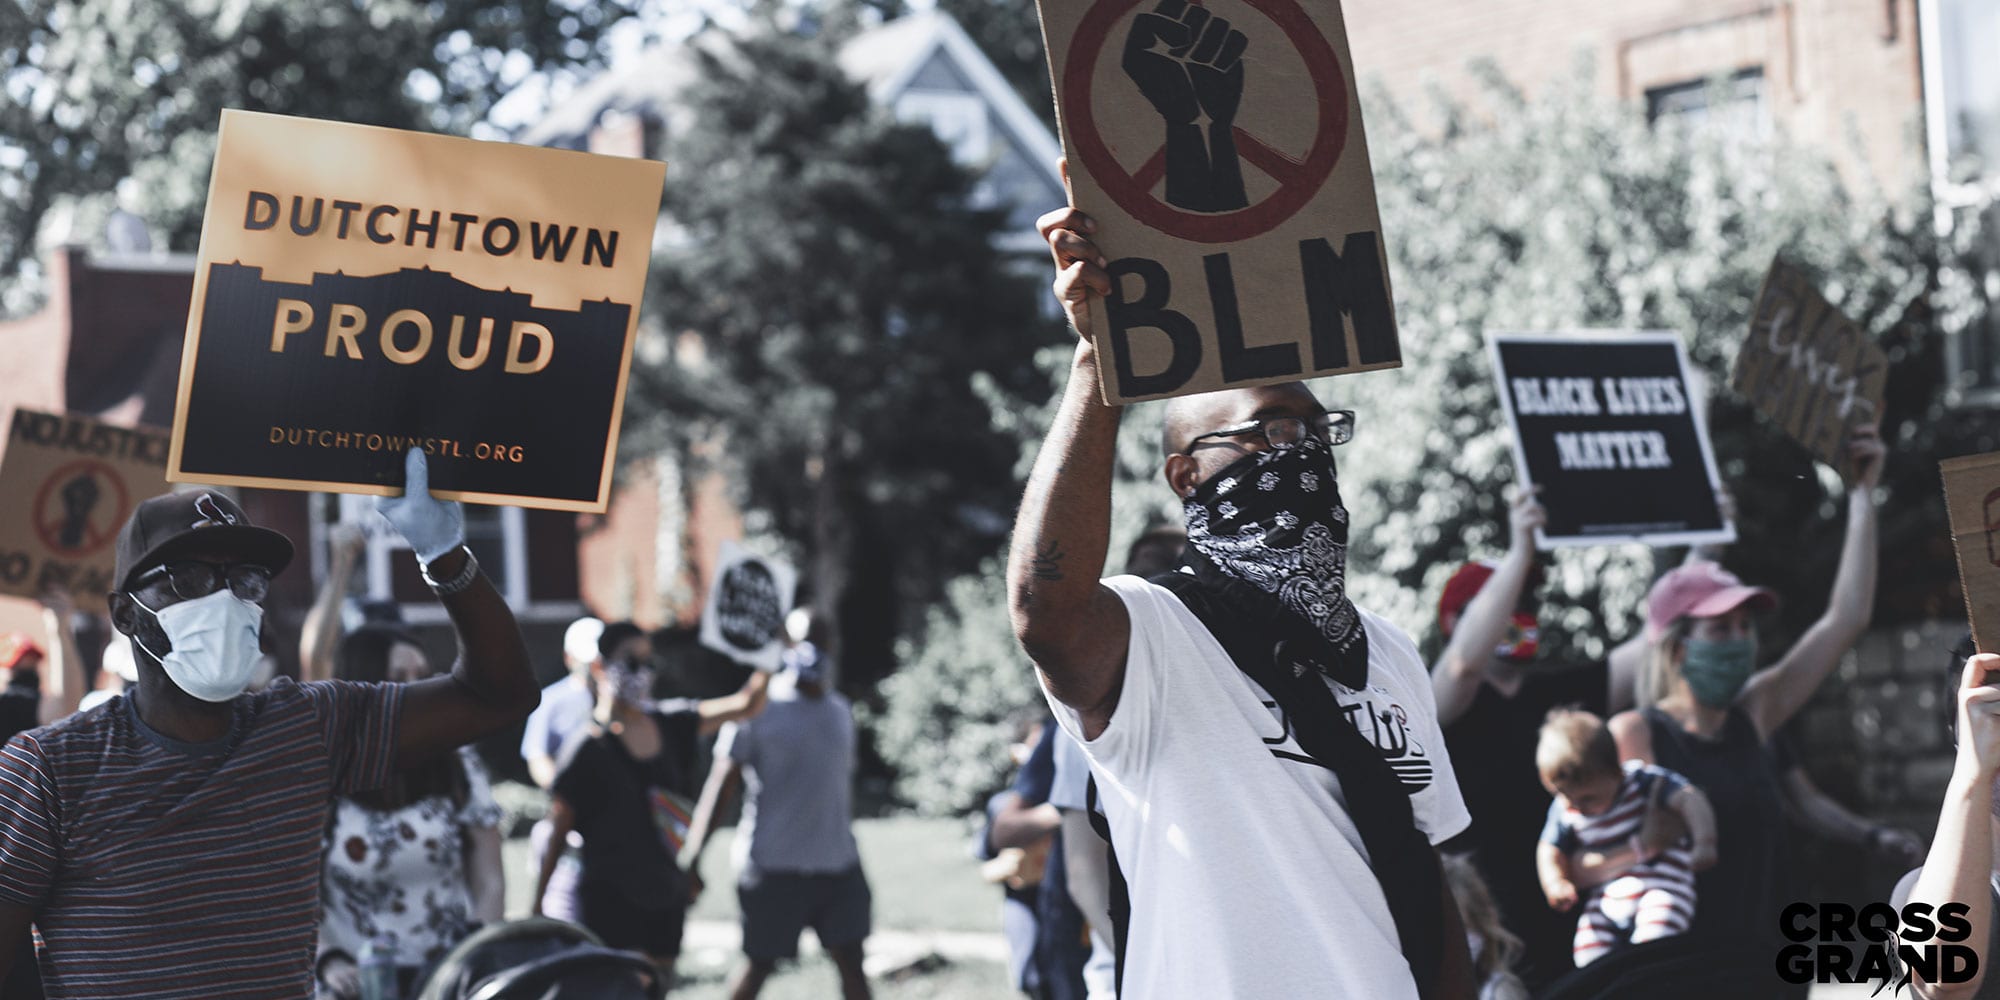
left=0, top=0, right=639, bottom=315
left=874, top=64, right=1990, bottom=812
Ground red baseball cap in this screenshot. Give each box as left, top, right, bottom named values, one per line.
left=0, top=634, right=43, bottom=671
left=1438, top=562, right=1497, bottom=625
left=1645, top=562, right=1777, bottom=642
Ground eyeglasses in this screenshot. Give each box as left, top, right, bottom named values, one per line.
left=132, top=561, right=273, bottom=603
left=1182, top=411, right=1355, bottom=455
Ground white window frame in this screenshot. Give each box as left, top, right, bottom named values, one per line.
left=1920, top=0, right=2000, bottom=406
left=330, top=494, right=581, bottom=626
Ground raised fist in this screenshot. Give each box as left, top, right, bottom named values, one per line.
left=1122, top=0, right=1249, bottom=212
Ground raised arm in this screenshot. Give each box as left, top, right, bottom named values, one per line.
left=531, top=795, right=576, bottom=918
left=377, top=450, right=538, bottom=764
left=1432, top=490, right=1543, bottom=727
left=1740, top=426, right=1883, bottom=739
left=693, top=670, right=770, bottom=737
left=37, top=587, right=83, bottom=724
left=300, top=524, right=366, bottom=683
left=1007, top=201, right=1130, bottom=740
left=1898, top=653, right=2000, bottom=1000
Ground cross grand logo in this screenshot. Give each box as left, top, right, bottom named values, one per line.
left=1775, top=902, right=1977, bottom=993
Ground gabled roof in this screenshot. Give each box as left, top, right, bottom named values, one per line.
left=516, top=11, right=1063, bottom=208
left=837, top=10, right=1063, bottom=176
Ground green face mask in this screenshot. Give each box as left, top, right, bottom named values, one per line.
left=1680, top=636, right=1757, bottom=708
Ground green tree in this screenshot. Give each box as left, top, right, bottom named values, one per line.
left=632, top=25, right=1064, bottom=690
left=0, top=0, right=638, bottom=314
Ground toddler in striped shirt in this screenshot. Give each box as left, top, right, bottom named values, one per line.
left=1534, top=708, right=1718, bottom=968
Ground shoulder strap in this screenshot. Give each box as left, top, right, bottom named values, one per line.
left=1083, top=775, right=1128, bottom=995
left=1147, top=570, right=1445, bottom=1000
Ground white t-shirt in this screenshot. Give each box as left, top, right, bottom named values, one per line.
left=1041, top=575, right=1470, bottom=1000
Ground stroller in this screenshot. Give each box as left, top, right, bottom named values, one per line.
left=415, top=918, right=663, bottom=1000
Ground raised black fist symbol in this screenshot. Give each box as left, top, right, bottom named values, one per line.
left=1122, top=0, right=1250, bottom=212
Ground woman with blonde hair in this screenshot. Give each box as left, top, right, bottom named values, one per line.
left=1443, top=853, right=1531, bottom=1000
left=1609, top=426, right=1883, bottom=954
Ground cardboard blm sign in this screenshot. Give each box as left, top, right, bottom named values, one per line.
left=170, top=110, right=667, bottom=513
left=1733, top=258, right=1889, bottom=484
left=0, top=410, right=172, bottom=609
left=1943, top=452, right=2000, bottom=654
left=1038, top=0, right=1398, bottom=404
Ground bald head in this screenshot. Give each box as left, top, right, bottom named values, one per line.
left=1160, top=382, right=1331, bottom=501
left=1161, top=382, right=1322, bottom=457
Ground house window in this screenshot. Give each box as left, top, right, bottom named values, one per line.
left=334, top=494, right=545, bottom=621
left=1645, top=69, right=1769, bottom=140
left=1922, top=0, right=2000, bottom=403
left=896, top=90, right=991, bottom=167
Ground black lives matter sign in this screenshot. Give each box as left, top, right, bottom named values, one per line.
left=170, top=110, right=666, bottom=512
left=1489, top=333, right=1733, bottom=548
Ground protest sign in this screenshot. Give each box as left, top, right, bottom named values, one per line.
left=1489, top=332, right=1733, bottom=548
left=1733, top=258, right=1889, bottom=484
left=1038, top=0, right=1397, bottom=404
left=0, top=409, right=172, bottom=608
left=698, top=541, right=799, bottom=672
left=169, top=110, right=667, bottom=513
left=1942, top=452, right=2000, bottom=653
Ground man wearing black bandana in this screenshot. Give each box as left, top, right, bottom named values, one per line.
left=1007, top=197, right=1475, bottom=1000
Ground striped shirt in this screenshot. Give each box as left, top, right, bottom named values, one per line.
left=1541, top=761, right=1698, bottom=961
left=0, top=677, right=404, bottom=999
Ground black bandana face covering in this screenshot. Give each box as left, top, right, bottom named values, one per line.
left=1181, top=432, right=1370, bottom=685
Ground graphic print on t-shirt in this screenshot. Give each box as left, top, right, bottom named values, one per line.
left=1259, top=680, right=1433, bottom=792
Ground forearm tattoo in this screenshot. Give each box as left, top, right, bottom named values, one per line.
left=1033, top=540, right=1066, bottom=581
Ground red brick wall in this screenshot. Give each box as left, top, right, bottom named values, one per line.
left=1342, top=0, right=1926, bottom=191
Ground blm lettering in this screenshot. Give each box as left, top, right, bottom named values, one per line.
left=1104, top=231, right=1399, bottom=400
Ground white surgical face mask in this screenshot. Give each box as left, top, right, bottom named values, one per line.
left=133, top=589, right=266, bottom=703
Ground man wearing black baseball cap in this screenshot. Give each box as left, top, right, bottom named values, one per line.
left=0, top=450, right=539, bottom=999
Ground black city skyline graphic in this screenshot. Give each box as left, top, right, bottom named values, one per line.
left=181, top=262, right=631, bottom=504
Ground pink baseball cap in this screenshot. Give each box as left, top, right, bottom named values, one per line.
left=1644, top=562, right=1777, bottom=641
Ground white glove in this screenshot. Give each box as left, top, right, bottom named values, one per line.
left=377, top=448, right=465, bottom=564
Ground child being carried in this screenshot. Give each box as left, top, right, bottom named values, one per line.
left=1535, top=708, right=1719, bottom=968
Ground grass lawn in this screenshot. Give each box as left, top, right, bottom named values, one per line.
left=686, top=815, right=999, bottom=934
left=503, top=813, right=1000, bottom=935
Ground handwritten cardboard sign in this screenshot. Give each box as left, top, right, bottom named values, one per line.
left=1489, top=332, right=1733, bottom=548
left=1943, top=452, right=2000, bottom=653
left=698, top=541, right=798, bottom=672
left=0, top=410, right=172, bottom=609
left=1733, top=259, right=1889, bottom=483
left=1038, top=0, right=1397, bottom=404
left=169, top=110, right=667, bottom=512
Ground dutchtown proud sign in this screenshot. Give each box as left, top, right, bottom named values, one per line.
left=169, top=110, right=667, bottom=512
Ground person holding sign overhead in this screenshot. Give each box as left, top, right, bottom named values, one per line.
left=1608, top=425, right=1883, bottom=960
left=0, top=449, right=540, bottom=999
left=1011, top=201, right=1474, bottom=998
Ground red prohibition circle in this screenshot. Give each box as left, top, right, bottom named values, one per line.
left=32, top=461, right=129, bottom=557
left=1063, top=0, right=1349, bottom=244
